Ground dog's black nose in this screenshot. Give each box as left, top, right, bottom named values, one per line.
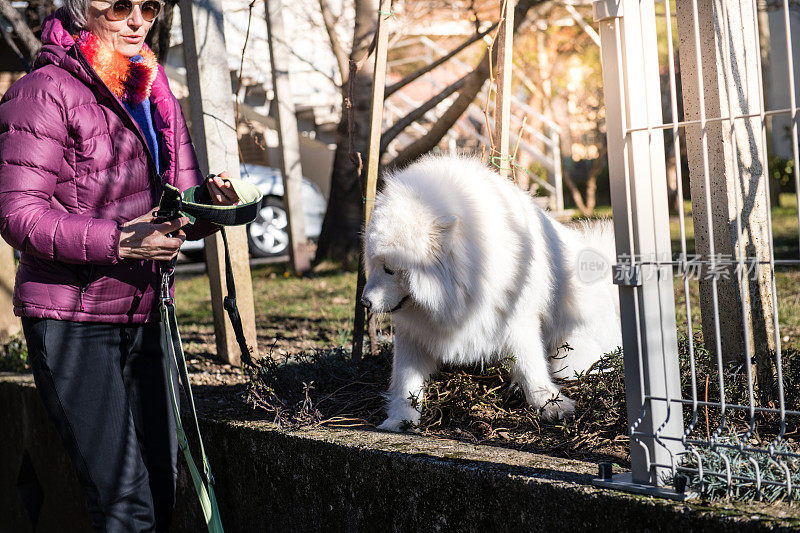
left=361, top=296, right=372, bottom=310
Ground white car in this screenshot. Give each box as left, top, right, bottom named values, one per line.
left=181, top=163, right=327, bottom=259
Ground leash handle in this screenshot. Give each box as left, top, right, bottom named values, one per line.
left=153, top=183, right=184, bottom=271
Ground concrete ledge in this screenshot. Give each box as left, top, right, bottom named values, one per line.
left=2, top=373, right=798, bottom=532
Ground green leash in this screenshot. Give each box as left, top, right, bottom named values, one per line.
left=156, top=176, right=263, bottom=532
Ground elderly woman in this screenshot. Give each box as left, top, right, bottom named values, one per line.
left=0, top=1, right=237, bottom=530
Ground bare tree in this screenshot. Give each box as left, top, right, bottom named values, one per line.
left=316, top=0, right=544, bottom=264
left=315, top=0, right=379, bottom=264
left=318, top=0, right=350, bottom=83
left=486, top=1, right=614, bottom=218
left=24, top=0, right=56, bottom=36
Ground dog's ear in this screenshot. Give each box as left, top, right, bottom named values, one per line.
left=428, top=215, right=458, bottom=254
left=407, top=266, right=449, bottom=313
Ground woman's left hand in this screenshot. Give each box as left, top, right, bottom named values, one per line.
left=207, top=171, right=239, bottom=205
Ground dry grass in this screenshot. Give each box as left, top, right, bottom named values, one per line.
left=244, top=331, right=800, bottom=471
left=246, top=342, right=630, bottom=462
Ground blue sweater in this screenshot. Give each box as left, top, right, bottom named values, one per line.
left=124, top=56, right=161, bottom=175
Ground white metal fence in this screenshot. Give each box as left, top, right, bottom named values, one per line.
left=593, top=0, right=800, bottom=500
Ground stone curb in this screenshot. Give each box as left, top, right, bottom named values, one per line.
left=2, top=373, right=798, bottom=532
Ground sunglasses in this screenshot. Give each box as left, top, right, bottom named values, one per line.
left=99, top=0, right=163, bottom=22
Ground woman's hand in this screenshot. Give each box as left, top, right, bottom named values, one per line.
left=207, top=171, right=239, bottom=206
left=117, top=210, right=189, bottom=261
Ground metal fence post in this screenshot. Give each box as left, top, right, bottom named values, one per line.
left=593, top=0, right=687, bottom=497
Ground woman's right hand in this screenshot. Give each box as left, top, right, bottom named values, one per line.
left=117, top=210, right=190, bottom=261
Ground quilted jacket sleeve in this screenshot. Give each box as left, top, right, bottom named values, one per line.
left=171, top=95, right=218, bottom=241
left=0, top=72, right=121, bottom=265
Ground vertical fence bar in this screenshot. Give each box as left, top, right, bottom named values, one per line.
left=662, top=0, right=699, bottom=444
left=593, top=0, right=685, bottom=495
left=717, top=0, right=758, bottom=443
left=751, top=0, right=788, bottom=475
left=783, top=0, right=800, bottom=236
left=768, top=0, right=798, bottom=451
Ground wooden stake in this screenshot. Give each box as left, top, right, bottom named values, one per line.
left=180, top=0, right=259, bottom=366
left=265, top=0, right=310, bottom=274
left=0, top=241, right=20, bottom=341
left=352, top=0, right=392, bottom=360
left=493, top=0, right=515, bottom=179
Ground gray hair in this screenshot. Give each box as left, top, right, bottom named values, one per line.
left=63, top=0, right=91, bottom=31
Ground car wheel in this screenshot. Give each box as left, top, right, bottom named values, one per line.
left=247, top=196, right=291, bottom=258
left=180, top=248, right=206, bottom=262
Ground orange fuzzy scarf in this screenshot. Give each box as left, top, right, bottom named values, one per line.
left=78, top=31, right=158, bottom=104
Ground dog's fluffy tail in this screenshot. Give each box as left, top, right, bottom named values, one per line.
left=577, top=219, right=616, bottom=262
left=577, top=219, right=620, bottom=316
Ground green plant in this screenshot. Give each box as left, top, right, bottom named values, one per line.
left=0, top=334, right=28, bottom=372
left=770, top=156, right=796, bottom=192
left=336, top=322, right=352, bottom=348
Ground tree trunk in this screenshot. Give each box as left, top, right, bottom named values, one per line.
left=387, top=58, right=489, bottom=170
left=318, top=0, right=349, bottom=83
left=24, top=0, right=56, bottom=37
left=389, top=0, right=541, bottom=171
left=515, top=91, right=542, bottom=191
left=583, top=143, right=606, bottom=215
left=315, top=0, right=378, bottom=264
left=0, top=0, right=41, bottom=65
left=145, top=0, right=176, bottom=64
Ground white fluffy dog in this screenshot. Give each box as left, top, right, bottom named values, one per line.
left=362, top=155, right=622, bottom=432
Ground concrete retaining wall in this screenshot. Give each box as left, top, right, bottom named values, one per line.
left=2, top=373, right=797, bottom=532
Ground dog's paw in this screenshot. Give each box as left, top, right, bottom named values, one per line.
left=377, top=418, right=419, bottom=433
left=538, top=394, right=576, bottom=421
left=527, top=389, right=576, bottom=421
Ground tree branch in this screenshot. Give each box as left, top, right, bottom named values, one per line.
left=275, top=34, right=340, bottom=86
left=381, top=73, right=468, bottom=153
left=0, top=18, right=30, bottom=71
left=388, top=0, right=543, bottom=169
left=383, top=21, right=498, bottom=98
left=319, top=0, right=349, bottom=85
left=387, top=59, right=487, bottom=169
left=562, top=172, right=590, bottom=216
left=0, top=0, right=41, bottom=66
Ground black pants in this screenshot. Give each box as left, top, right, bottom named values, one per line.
left=23, top=318, right=178, bottom=533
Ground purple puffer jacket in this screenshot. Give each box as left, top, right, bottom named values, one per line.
left=0, top=10, right=214, bottom=323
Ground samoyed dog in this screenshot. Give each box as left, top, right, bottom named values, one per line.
left=362, top=155, right=621, bottom=432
